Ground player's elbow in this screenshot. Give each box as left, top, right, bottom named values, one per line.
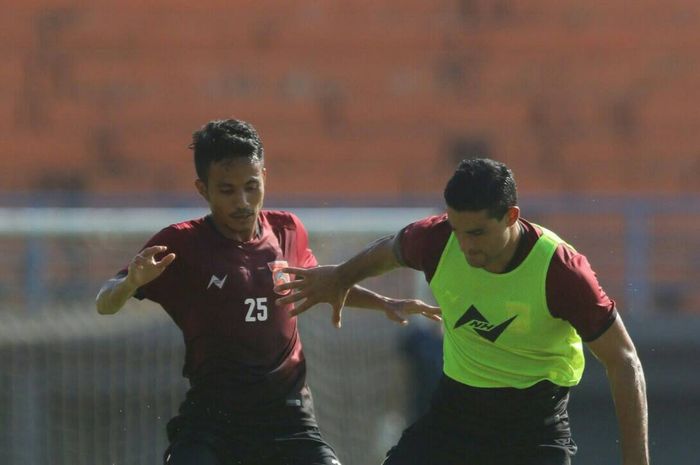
left=95, top=289, right=118, bottom=315
left=95, top=297, right=110, bottom=315
left=602, top=348, right=644, bottom=381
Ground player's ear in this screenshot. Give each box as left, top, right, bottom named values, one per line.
left=195, top=179, right=209, bottom=202
left=505, top=206, right=520, bottom=226
left=261, top=166, right=267, bottom=182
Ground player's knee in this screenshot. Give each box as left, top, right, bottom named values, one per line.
left=164, top=441, right=221, bottom=465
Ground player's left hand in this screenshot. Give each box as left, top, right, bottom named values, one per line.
left=384, top=299, right=442, bottom=326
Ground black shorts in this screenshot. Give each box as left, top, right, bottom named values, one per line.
left=164, top=388, right=340, bottom=465
left=382, top=375, right=577, bottom=465
left=164, top=422, right=340, bottom=465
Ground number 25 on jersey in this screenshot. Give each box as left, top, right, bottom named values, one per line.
left=244, top=297, right=268, bottom=322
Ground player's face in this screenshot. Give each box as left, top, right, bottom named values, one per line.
left=196, top=158, right=266, bottom=242
left=446, top=206, right=520, bottom=273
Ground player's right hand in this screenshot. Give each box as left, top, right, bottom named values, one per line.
left=275, top=265, right=350, bottom=328
left=126, top=245, right=176, bottom=289
left=384, top=299, right=442, bottom=326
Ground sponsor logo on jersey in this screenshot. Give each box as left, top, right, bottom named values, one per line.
left=454, top=305, right=517, bottom=342
left=207, top=274, right=228, bottom=290
left=268, top=260, right=291, bottom=295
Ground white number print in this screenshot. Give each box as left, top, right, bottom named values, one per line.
left=244, top=297, right=268, bottom=322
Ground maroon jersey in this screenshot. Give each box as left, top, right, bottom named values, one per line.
left=397, top=215, right=617, bottom=342
left=125, top=210, right=317, bottom=412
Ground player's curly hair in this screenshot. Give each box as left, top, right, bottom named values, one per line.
left=444, top=158, right=517, bottom=219
left=190, top=118, right=264, bottom=182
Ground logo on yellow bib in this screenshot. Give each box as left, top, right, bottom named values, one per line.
left=454, top=305, right=517, bottom=342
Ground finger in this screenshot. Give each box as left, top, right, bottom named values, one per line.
left=280, top=266, right=309, bottom=275
left=276, top=291, right=309, bottom=306
left=141, top=245, right=168, bottom=258
left=423, top=305, right=442, bottom=315
left=332, top=304, right=343, bottom=329
left=155, top=253, right=176, bottom=268
left=386, top=310, right=408, bottom=326
left=274, top=280, right=305, bottom=293
left=284, top=289, right=310, bottom=304
left=130, top=256, right=148, bottom=269
left=422, top=312, right=442, bottom=322
left=288, top=300, right=314, bottom=317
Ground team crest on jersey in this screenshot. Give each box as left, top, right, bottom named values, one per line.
left=268, top=260, right=291, bottom=295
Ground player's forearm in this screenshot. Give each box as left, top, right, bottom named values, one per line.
left=345, top=285, right=395, bottom=311
left=336, top=235, right=401, bottom=288
left=607, top=354, right=649, bottom=465
left=95, top=276, right=138, bottom=315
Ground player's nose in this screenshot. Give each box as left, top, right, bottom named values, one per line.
left=231, top=190, right=250, bottom=208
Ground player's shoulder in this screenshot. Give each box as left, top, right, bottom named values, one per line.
left=399, top=213, right=451, bottom=252
left=547, top=234, right=595, bottom=280
left=162, top=216, right=207, bottom=233
left=526, top=220, right=580, bottom=264
left=151, top=217, right=208, bottom=242
left=397, top=213, right=451, bottom=272
left=260, top=209, right=305, bottom=231
left=408, top=212, right=449, bottom=230
left=402, top=213, right=451, bottom=238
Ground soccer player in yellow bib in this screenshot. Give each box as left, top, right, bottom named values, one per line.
left=276, top=158, right=648, bottom=465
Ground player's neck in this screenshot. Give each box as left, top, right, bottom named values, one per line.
left=207, top=215, right=261, bottom=242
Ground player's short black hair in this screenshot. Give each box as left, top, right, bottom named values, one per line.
left=190, top=118, right=264, bottom=182
left=444, top=158, right=518, bottom=219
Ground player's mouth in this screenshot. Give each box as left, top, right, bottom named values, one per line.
left=229, top=210, right=255, bottom=220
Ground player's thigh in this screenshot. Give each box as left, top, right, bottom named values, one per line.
left=281, top=445, right=340, bottom=465
left=495, top=437, right=576, bottom=465
left=164, top=439, right=221, bottom=465
left=382, top=416, right=476, bottom=465
left=517, top=440, right=576, bottom=465
left=269, top=429, right=341, bottom=465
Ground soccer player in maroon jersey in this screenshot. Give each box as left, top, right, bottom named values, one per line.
left=95, top=118, right=440, bottom=465
left=277, top=159, right=649, bottom=465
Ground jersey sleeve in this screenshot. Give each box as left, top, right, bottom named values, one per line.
left=546, top=244, right=618, bottom=342
left=396, top=214, right=451, bottom=282
left=120, top=226, right=184, bottom=305
left=290, top=214, right=318, bottom=268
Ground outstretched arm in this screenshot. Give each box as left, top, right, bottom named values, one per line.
left=95, top=245, right=176, bottom=315
left=342, top=285, right=440, bottom=327
left=276, top=234, right=405, bottom=325
left=586, top=317, right=649, bottom=465
left=334, top=234, right=403, bottom=287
